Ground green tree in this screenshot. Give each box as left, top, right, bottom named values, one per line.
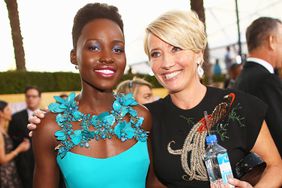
left=4, top=0, right=26, bottom=71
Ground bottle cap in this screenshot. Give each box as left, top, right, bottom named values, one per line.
left=206, top=134, right=217, bottom=144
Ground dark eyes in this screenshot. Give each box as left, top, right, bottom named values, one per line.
left=150, top=51, right=160, bottom=58
left=88, top=45, right=100, bottom=51
left=150, top=46, right=182, bottom=58
left=87, top=44, right=124, bottom=54
left=112, top=46, right=124, bottom=54
left=171, top=46, right=182, bottom=52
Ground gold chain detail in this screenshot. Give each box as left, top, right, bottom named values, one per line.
left=167, top=122, right=208, bottom=181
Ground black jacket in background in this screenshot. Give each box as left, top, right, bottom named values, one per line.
left=8, top=109, right=34, bottom=188
left=235, top=61, right=282, bottom=156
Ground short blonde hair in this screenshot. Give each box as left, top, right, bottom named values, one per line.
left=116, top=77, right=152, bottom=96
left=144, top=10, right=207, bottom=57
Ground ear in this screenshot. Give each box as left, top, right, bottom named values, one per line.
left=70, top=49, right=78, bottom=65
left=196, top=51, right=204, bottom=65
left=268, top=35, right=276, bottom=50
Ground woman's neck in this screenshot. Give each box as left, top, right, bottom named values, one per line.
left=0, top=120, right=8, bottom=134
left=77, top=87, right=115, bottom=114
left=170, top=82, right=207, bottom=110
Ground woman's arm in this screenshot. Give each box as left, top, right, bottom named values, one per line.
left=33, top=112, right=60, bottom=188
left=0, top=135, right=30, bottom=164
left=146, top=136, right=167, bottom=188
left=136, top=105, right=166, bottom=188
left=250, top=121, right=282, bottom=188
left=230, top=121, right=282, bottom=187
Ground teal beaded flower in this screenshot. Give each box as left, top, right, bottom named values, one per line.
left=49, top=92, right=148, bottom=158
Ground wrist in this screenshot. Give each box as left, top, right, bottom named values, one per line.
left=12, top=150, right=18, bottom=157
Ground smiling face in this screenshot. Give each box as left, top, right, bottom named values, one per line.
left=72, top=18, right=126, bottom=92
left=147, top=33, right=201, bottom=94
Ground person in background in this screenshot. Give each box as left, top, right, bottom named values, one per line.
left=234, top=17, right=282, bottom=156
left=212, top=58, right=222, bottom=76
left=0, top=100, right=30, bottom=188
left=224, top=63, right=242, bottom=89
left=144, top=10, right=282, bottom=187
left=116, top=77, right=155, bottom=104
left=8, top=86, right=41, bottom=188
left=224, top=46, right=234, bottom=71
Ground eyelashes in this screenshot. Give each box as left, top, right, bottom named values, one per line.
left=150, top=46, right=182, bottom=58
left=87, top=43, right=124, bottom=54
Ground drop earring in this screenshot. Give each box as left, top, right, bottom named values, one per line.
left=196, top=60, right=204, bottom=78
left=75, top=65, right=79, bottom=70
left=197, top=66, right=204, bottom=78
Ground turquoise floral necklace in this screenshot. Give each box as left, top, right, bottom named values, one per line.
left=48, top=92, right=148, bottom=158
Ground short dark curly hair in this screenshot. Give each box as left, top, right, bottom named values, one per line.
left=72, top=3, right=124, bottom=48
left=246, top=17, right=282, bottom=52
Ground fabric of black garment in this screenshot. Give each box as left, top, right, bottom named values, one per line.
left=8, top=109, right=33, bottom=188
left=235, top=61, right=282, bottom=156
left=145, top=86, right=266, bottom=188
left=0, top=133, right=23, bottom=188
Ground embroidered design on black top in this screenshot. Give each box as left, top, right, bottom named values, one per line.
left=167, top=93, right=245, bottom=181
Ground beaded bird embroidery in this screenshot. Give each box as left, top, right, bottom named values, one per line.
left=49, top=92, right=148, bottom=158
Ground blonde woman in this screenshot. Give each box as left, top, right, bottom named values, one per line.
left=116, top=77, right=155, bottom=104
left=144, top=10, right=282, bottom=188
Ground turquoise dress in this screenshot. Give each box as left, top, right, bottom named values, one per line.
left=49, top=93, right=150, bottom=188
left=57, top=141, right=149, bottom=188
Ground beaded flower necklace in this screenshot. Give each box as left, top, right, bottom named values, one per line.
left=48, top=92, right=148, bottom=158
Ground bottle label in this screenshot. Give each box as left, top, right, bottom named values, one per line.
left=217, top=153, right=234, bottom=187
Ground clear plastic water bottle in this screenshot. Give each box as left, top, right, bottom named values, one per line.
left=204, top=134, right=234, bottom=188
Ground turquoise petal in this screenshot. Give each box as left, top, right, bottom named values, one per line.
left=49, top=103, right=65, bottom=113
left=120, top=107, right=128, bottom=117
left=55, top=130, right=66, bottom=141
left=135, top=117, right=144, bottom=127
left=129, top=108, right=137, bottom=117
left=113, top=100, right=121, bottom=111
left=70, top=130, right=82, bottom=145
left=72, top=111, right=83, bottom=121
left=54, top=96, right=66, bottom=104
left=104, top=114, right=115, bottom=125
left=124, top=123, right=135, bottom=139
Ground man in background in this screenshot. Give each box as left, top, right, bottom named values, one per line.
left=235, top=17, right=282, bottom=155
left=8, top=86, right=42, bottom=188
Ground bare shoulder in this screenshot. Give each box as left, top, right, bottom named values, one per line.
left=32, top=112, right=60, bottom=148
left=134, top=104, right=152, bottom=131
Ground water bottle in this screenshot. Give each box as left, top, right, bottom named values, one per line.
left=204, top=134, right=234, bottom=188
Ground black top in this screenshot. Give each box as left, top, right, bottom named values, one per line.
left=235, top=61, right=282, bottom=155
left=0, top=133, right=22, bottom=188
left=8, top=109, right=33, bottom=188
left=146, top=87, right=266, bottom=188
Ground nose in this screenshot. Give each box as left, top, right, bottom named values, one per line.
left=161, top=54, right=175, bottom=69
left=98, top=50, right=114, bottom=64
left=98, top=57, right=114, bottom=64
